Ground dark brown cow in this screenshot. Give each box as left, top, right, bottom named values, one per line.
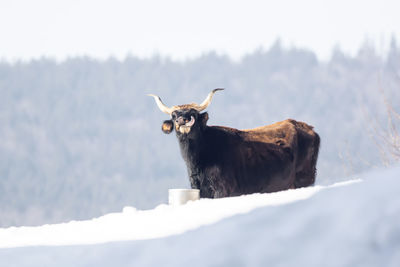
left=149, top=89, right=320, bottom=198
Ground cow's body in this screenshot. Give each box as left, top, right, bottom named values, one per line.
left=149, top=89, right=320, bottom=198
left=178, top=118, right=320, bottom=198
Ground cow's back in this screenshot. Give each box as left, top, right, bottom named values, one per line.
left=240, top=119, right=298, bottom=149
left=240, top=119, right=320, bottom=188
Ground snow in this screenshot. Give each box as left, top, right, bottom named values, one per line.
left=0, top=167, right=399, bottom=267
left=0, top=181, right=347, bottom=248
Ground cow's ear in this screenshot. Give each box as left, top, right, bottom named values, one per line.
left=162, top=120, right=174, bottom=134
left=199, top=112, right=209, bottom=126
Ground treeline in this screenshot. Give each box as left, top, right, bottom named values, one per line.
left=0, top=39, right=399, bottom=227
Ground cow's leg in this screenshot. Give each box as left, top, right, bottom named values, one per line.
left=294, top=133, right=320, bottom=188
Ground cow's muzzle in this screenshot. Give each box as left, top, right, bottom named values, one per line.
left=175, top=116, right=195, bottom=134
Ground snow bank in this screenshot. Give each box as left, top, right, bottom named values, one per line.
left=0, top=166, right=399, bottom=267
left=0, top=179, right=355, bottom=248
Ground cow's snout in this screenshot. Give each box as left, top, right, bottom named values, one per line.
left=175, top=116, right=188, bottom=125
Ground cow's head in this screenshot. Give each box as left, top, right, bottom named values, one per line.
left=148, top=88, right=223, bottom=136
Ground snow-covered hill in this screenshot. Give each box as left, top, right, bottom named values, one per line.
left=0, top=181, right=344, bottom=248
left=0, top=166, right=399, bottom=267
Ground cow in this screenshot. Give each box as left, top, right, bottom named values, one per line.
left=148, top=89, right=320, bottom=198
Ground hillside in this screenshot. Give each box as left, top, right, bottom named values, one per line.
left=0, top=166, right=399, bottom=266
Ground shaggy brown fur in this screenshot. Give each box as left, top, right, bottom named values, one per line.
left=208, top=119, right=320, bottom=191
left=160, top=108, right=320, bottom=198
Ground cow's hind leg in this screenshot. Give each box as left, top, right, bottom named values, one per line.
left=294, top=169, right=315, bottom=188
left=294, top=132, right=320, bottom=188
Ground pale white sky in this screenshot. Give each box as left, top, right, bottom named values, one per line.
left=0, top=0, right=399, bottom=62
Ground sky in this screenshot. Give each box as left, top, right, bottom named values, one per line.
left=0, top=0, right=399, bottom=62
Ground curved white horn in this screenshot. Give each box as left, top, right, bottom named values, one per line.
left=197, top=88, right=224, bottom=111
left=147, top=94, right=174, bottom=115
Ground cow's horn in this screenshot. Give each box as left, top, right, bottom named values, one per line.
left=197, top=88, right=224, bottom=111
left=147, top=94, right=174, bottom=115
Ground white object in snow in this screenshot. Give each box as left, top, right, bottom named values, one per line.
left=169, top=188, right=200, bottom=205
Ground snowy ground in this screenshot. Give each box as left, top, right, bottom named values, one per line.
left=1, top=166, right=399, bottom=267
left=0, top=182, right=340, bottom=248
